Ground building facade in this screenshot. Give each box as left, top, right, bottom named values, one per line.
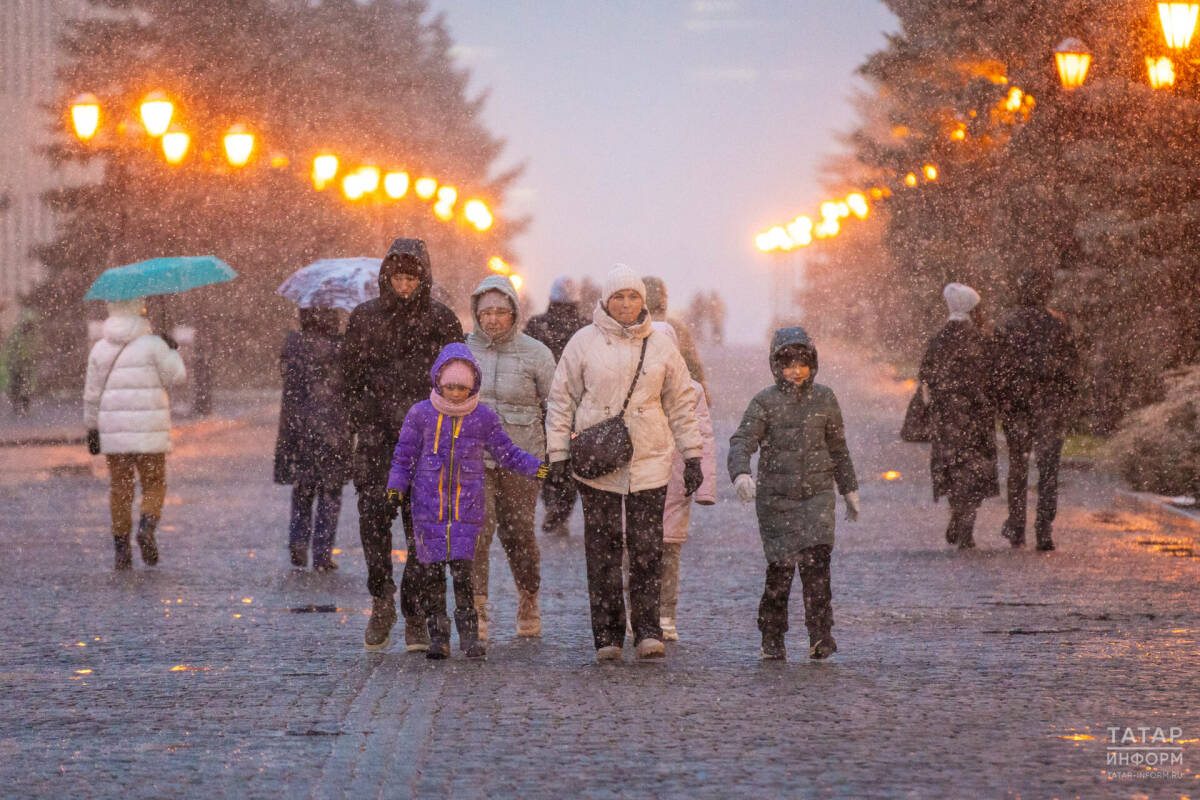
left=0, top=0, right=91, bottom=330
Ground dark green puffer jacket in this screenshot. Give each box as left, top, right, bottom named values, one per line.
left=728, top=327, right=858, bottom=560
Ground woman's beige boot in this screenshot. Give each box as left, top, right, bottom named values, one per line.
left=516, top=589, right=541, bottom=637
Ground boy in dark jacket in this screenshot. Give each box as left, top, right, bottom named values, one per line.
left=728, top=327, right=859, bottom=661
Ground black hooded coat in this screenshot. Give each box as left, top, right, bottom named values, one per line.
left=342, top=238, right=464, bottom=485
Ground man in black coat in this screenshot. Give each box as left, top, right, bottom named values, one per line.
left=524, top=276, right=588, bottom=535
left=993, top=271, right=1081, bottom=551
left=343, top=238, right=464, bottom=651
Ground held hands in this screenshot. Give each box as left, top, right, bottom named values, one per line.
left=734, top=473, right=756, bottom=504
left=535, top=462, right=550, bottom=480
left=843, top=491, right=860, bottom=522
left=683, top=458, right=704, bottom=497
left=386, top=489, right=403, bottom=516
left=547, top=460, right=572, bottom=483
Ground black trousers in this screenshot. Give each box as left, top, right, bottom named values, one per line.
left=578, top=483, right=667, bottom=649
left=757, top=544, right=833, bottom=643
left=1004, top=423, right=1064, bottom=537
left=356, top=483, right=428, bottom=618
left=423, top=559, right=475, bottom=618
left=947, top=494, right=981, bottom=547
left=541, top=475, right=578, bottom=530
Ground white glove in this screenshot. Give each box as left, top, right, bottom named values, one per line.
left=734, top=474, right=756, bottom=504
left=844, top=491, right=860, bottom=522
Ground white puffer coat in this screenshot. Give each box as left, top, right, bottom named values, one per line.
left=546, top=304, right=702, bottom=495
left=84, top=314, right=187, bottom=454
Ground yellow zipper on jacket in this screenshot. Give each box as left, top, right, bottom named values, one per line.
left=435, top=413, right=445, bottom=520
left=445, top=416, right=462, bottom=556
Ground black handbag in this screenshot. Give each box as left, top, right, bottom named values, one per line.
left=88, top=340, right=133, bottom=455
left=569, top=335, right=649, bottom=480
left=900, top=385, right=931, bottom=443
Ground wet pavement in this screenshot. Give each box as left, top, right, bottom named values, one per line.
left=1, top=343, right=1197, bottom=798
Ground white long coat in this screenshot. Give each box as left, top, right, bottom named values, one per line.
left=546, top=305, right=702, bottom=495
left=84, top=315, right=186, bottom=454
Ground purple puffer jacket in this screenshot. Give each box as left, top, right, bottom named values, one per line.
left=387, top=343, right=543, bottom=563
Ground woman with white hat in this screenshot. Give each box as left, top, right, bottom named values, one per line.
left=83, top=297, right=186, bottom=569
left=545, top=264, right=703, bottom=661
left=917, top=282, right=999, bottom=549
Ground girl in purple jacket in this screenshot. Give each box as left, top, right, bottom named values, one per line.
left=387, top=343, right=547, bottom=659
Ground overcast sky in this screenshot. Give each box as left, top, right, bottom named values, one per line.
left=429, top=0, right=898, bottom=341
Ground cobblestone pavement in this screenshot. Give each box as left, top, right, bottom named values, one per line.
left=1, top=344, right=1197, bottom=799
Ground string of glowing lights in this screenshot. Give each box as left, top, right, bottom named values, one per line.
left=755, top=2, right=1200, bottom=253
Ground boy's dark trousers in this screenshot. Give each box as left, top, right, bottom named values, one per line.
left=757, top=544, right=833, bottom=644
left=357, top=483, right=428, bottom=619
left=577, top=483, right=667, bottom=649
left=1002, top=420, right=1064, bottom=541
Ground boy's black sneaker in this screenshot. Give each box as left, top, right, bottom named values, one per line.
left=809, top=636, right=838, bottom=660
left=761, top=633, right=786, bottom=661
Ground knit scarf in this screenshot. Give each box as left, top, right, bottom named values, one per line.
left=429, top=389, right=478, bottom=417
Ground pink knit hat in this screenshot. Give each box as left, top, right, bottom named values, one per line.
left=437, top=359, right=476, bottom=390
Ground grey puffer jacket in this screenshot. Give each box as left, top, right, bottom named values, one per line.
left=728, top=327, right=858, bottom=559
left=467, top=275, right=557, bottom=466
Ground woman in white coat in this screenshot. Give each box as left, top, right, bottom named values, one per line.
left=545, top=265, right=703, bottom=662
left=84, top=298, right=186, bottom=569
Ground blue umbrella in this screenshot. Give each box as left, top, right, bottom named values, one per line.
left=84, top=256, right=237, bottom=301
left=276, top=257, right=381, bottom=311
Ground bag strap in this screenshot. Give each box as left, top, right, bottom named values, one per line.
left=97, top=339, right=135, bottom=399
left=619, top=335, right=650, bottom=415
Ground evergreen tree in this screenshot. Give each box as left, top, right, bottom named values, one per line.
left=39, top=0, right=518, bottom=390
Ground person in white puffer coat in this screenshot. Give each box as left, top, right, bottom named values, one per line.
left=545, top=264, right=703, bottom=662
left=84, top=297, right=186, bottom=570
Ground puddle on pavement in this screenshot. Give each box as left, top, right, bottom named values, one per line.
left=1135, top=539, right=1199, bottom=559
left=286, top=604, right=346, bottom=613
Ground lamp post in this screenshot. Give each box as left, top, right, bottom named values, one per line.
left=1055, top=38, right=1093, bottom=90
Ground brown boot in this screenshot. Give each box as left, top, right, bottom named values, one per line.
left=363, top=595, right=397, bottom=652
left=474, top=595, right=490, bottom=642
left=516, top=589, right=541, bottom=637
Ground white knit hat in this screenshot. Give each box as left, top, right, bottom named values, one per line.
left=943, top=282, right=980, bottom=321
left=602, top=264, right=646, bottom=304
left=106, top=297, right=147, bottom=318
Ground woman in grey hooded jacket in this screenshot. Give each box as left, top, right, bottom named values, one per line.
left=466, top=275, right=557, bottom=640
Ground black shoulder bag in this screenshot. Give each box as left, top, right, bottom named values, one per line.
left=569, top=335, right=649, bottom=480
left=87, top=340, right=133, bottom=455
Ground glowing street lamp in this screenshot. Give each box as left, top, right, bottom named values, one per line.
left=414, top=177, right=438, bottom=200
left=463, top=199, right=493, bottom=231
left=70, top=93, right=100, bottom=140
left=904, top=172, right=918, bottom=187
left=223, top=124, right=255, bottom=167
left=488, top=256, right=511, bottom=274
left=355, top=166, right=380, bottom=194
left=434, top=201, right=454, bottom=221
left=139, top=91, right=174, bottom=137
left=1158, top=3, right=1200, bottom=49
left=1004, top=87, right=1024, bottom=112
left=312, top=154, right=338, bottom=190
left=1147, top=56, right=1177, bottom=88
left=384, top=171, right=409, bottom=198
left=1055, top=38, right=1092, bottom=90
left=342, top=173, right=365, bottom=200
left=161, top=127, right=190, bottom=164
left=923, top=164, right=939, bottom=181
left=846, top=193, right=869, bottom=219
left=509, top=274, right=524, bottom=291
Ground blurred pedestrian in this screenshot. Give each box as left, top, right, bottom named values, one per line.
left=643, top=277, right=708, bottom=402
left=524, top=276, right=588, bottom=536
left=343, top=238, right=464, bottom=653
left=467, top=275, right=556, bottom=640
left=918, top=282, right=999, bottom=550
left=83, top=298, right=186, bottom=570
left=386, top=344, right=548, bottom=660
left=3, top=308, right=38, bottom=416
left=728, top=326, right=859, bottom=661
left=993, top=271, right=1081, bottom=551
left=545, top=264, right=703, bottom=662
left=274, top=307, right=351, bottom=572
left=649, top=321, right=716, bottom=641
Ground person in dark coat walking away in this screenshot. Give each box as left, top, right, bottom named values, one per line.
left=524, top=276, right=588, bottom=536
left=386, top=344, right=548, bottom=659
left=993, top=271, right=1081, bottom=551
left=343, top=238, right=464, bottom=652
left=728, top=327, right=859, bottom=661
left=274, top=308, right=351, bottom=571
left=918, top=282, right=1000, bottom=550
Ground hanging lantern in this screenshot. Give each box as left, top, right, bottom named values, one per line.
left=1055, top=38, right=1092, bottom=90
left=161, top=128, right=190, bottom=164
left=312, top=154, right=339, bottom=189
left=384, top=171, right=409, bottom=199
left=1146, top=56, right=1177, bottom=88
left=139, top=91, right=174, bottom=137
left=70, top=93, right=100, bottom=140
left=1158, top=3, right=1200, bottom=49
left=223, top=124, right=255, bottom=167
